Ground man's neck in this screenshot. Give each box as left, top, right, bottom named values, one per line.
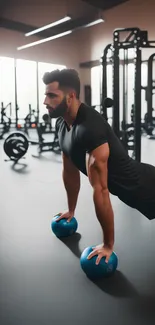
left=64, top=100, right=81, bottom=127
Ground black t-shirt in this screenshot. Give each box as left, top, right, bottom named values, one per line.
left=56, top=103, right=155, bottom=206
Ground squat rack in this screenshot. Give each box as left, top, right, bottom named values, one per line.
left=101, top=27, right=155, bottom=162
left=147, top=53, right=155, bottom=125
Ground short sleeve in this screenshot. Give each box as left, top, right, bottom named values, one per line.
left=83, top=116, right=108, bottom=153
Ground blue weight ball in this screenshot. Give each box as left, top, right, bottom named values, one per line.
left=80, top=246, right=118, bottom=280
left=51, top=215, right=78, bottom=238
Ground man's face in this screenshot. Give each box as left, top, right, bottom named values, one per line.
left=43, top=81, right=68, bottom=118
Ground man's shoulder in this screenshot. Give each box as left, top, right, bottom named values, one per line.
left=80, top=103, right=100, bottom=114
left=80, top=104, right=108, bottom=131
left=76, top=105, right=109, bottom=146
left=79, top=103, right=106, bottom=123
left=76, top=104, right=109, bottom=152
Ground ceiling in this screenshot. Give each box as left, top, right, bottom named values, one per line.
left=0, top=0, right=129, bottom=38
left=81, top=0, right=129, bottom=10
left=0, top=0, right=94, bottom=19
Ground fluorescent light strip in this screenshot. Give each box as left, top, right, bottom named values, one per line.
left=17, top=30, right=72, bottom=50
left=25, top=16, right=71, bottom=37
left=17, top=18, right=104, bottom=50
left=84, top=18, right=104, bottom=28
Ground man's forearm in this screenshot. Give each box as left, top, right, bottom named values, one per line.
left=93, top=189, right=114, bottom=248
left=63, top=169, right=80, bottom=212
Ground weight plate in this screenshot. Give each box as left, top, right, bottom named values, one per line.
left=3, top=131, right=29, bottom=161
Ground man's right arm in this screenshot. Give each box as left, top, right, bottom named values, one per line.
left=62, top=153, right=80, bottom=213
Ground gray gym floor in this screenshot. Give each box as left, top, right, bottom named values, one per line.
left=1, top=136, right=155, bottom=325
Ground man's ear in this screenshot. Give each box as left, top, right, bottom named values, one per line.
left=69, top=89, right=77, bottom=99
left=66, top=91, right=75, bottom=104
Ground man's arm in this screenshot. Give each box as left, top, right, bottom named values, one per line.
left=62, top=153, right=80, bottom=213
left=86, top=143, right=114, bottom=249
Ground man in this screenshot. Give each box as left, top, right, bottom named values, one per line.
left=43, top=68, right=155, bottom=265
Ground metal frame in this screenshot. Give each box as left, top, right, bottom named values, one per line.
left=147, top=53, right=155, bottom=124
left=101, top=27, right=155, bottom=161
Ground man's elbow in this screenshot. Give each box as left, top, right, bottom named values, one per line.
left=93, top=184, right=109, bottom=198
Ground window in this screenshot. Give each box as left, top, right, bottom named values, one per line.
left=16, top=59, right=37, bottom=122
left=0, top=57, right=15, bottom=119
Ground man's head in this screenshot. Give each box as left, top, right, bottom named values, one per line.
left=43, top=68, right=80, bottom=118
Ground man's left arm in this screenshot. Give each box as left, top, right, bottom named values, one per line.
left=86, top=143, right=115, bottom=264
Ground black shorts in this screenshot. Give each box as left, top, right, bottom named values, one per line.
left=136, top=201, right=155, bottom=220
left=119, top=195, right=155, bottom=220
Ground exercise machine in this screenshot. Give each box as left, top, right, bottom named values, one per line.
left=0, top=102, right=12, bottom=139
left=101, top=27, right=155, bottom=161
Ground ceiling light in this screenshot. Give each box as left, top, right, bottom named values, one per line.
left=17, top=30, right=72, bottom=50
left=84, top=18, right=104, bottom=28
left=25, top=16, right=71, bottom=37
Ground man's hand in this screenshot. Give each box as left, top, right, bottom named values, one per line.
left=87, top=243, right=113, bottom=265
left=56, top=211, right=74, bottom=223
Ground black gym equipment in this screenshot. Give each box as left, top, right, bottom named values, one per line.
left=146, top=54, right=155, bottom=126
left=14, top=61, right=20, bottom=129
left=101, top=27, right=155, bottom=161
left=101, top=44, right=113, bottom=120
left=100, top=97, right=114, bottom=127
left=23, top=106, right=38, bottom=137
left=40, top=113, right=52, bottom=134
left=142, top=54, right=155, bottom=139
left=0, top=102, right=12, bottom=139
left=25, top=110, right=61, bottom=154
left=42, top=113, right=51, bottom=124
left=23, top=107, right=61, bottom=155
left=3, top=131, right=29, bottom=162
left=34, top=124, right=61, bottom=155
left=3, top=123, right=61, bottom=163
left=143, top=109, right=155, bottom=137
left=22, top=106, right=53, bottom=140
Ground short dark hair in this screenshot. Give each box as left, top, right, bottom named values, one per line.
left=43, top=68, right=80, bottom=99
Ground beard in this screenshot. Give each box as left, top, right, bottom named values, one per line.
left=47, top=97, right=68, bottom=119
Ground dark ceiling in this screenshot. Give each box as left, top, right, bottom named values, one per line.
left=0, top=0, right=7, bottom=15
left=0, top=0, right=130, bottom=38
left=0, top=13, right=100, bottom=39
left=81, top=0, right=129, bottom=10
